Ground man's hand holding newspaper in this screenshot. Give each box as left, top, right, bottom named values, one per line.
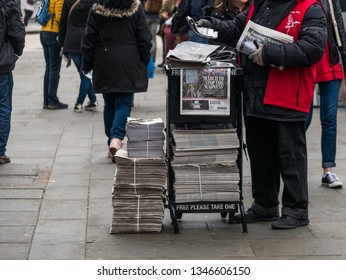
left=188, top=16, right=218, bottom=39
left=236, top=20, right=294, bottom=69
left=248, top=42, right=264, bottom=66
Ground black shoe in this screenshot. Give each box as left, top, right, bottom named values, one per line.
left=235, top=208, right=280, bottom=223
left=48, top=102, right=68, bottom=109
left=43, top=104, right=49, bottom=109
left=271, top=215, right=309, bottom=230
left=0, top=154, right=11, bottom=164
left=84, top=101, right=98, bottom=111
left=157, top=62, right=164, bottom=68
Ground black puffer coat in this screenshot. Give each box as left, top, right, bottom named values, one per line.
left=208, top=0, right=327, bottom=121
left=0, top=0, right=25, bottom=73
left=59, top=0, right=98, bottom=53
left=81, top=0, right=152, bottom=93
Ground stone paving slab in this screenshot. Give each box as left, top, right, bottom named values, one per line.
left=85, top=239, right=254, bottom=260
left=32, top=220, right=87, bottom=243
left=0, top=199, right=41, bottom=212
left=29, top=242, right=85, bottom=260
left=249, top=238, right=346, bottom=258
left=0, top=244, right=31, bottom=260
left=0, top=226, right=35, bottom=243
left=0, top=212, right=38, bottom=226
left=0, top=189, right=43, bottom=199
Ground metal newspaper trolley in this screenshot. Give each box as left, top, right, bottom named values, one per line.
left=165, top=63, right=247, bottom=233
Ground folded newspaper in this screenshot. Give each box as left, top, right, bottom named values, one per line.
left=186, top=16, right=218, bottom=39
left=166, top=41, right=221, bottom=63
left=236, top=20, right=293, bottom=55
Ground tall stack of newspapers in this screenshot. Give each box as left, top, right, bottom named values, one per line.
left=171, top=128, right=240, bottom=203
left=110, top=118, right=167, bottom=233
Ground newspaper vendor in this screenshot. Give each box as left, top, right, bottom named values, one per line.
left=196, top=0, right=327, bottom=229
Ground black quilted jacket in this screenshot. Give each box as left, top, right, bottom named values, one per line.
left=59, top=0, right=98, bottom=53
left=0, top=0, right=25, bottom=73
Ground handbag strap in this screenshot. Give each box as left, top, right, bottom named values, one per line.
left=67, top=0, right=81, bottom=22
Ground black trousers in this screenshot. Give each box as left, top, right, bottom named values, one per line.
left=245, top=117, right=308, bottom=210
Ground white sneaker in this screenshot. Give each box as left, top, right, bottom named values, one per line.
left=73, top=104, right=83, bottom=113
left=321, top=172, right=343, bottom=188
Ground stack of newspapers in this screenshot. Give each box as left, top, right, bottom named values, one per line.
left=110, top=150, right=167, bottom=233
left=126, top=118, right=165, bottom=158
left=166, top=41, right=237, bottom=67
left=171, top=128, right=240, bottom=203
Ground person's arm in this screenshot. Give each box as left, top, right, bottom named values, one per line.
left=262, top=4, right=327, bottom=68
left=58, top=1, right=70, bottom=48
left=203, top=10, right=248, bottom=46
left=54, top=0, right=64, bottom=24
left=136, top=4, right=153, bottom=65
left=81, top=10, right=98, bottom=73
left=7, top=4, right=25, bottom=56
left=159, top=0, right=170, bottom=19
left=334, top=0, right=346, bottom=70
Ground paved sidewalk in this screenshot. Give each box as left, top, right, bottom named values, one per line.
left=0, top=33, right=346, bottom=260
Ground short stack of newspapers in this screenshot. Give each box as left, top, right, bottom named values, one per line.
left=110, top=118, right=167, bottom=233
left=126, top=118, right=165, bottom=158
left=171, top=128, right=240, bottom=203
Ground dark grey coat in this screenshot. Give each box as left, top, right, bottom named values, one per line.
left=81, top=0, right=152, bottom=93
left=59, top=0, right=97, bottom=53
left=0, top=0, right=25, bottom=73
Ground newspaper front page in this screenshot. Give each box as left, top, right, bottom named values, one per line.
left=180, top=68, right=231, bottom=116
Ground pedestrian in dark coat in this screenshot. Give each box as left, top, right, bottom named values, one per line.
left=59, top=0, right=99, bottom=113
left=197, top=0, right=327, bottom=229
left=81, top=0, right=152, bottom=162
left=0, top=0, right=25, bottom=164
left=305, top=0, right=346, bottom=189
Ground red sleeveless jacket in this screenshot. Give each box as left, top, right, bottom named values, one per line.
left=247, top=0, right=319, bottom=113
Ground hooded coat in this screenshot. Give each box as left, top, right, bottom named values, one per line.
left=81, top=0, right=152, bottom=93
left=0, top=0, right=25, bottom=73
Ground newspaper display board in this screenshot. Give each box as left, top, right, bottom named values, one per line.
left=180, top=67, right=231, bottom=116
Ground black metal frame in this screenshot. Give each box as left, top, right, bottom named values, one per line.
left=165, top=64, right=247, bottom=233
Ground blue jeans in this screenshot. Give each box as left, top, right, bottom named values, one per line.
left=69, top=53, right=96, bottom=105
left=0, top=72, right=13, bottom=156
left=40, top=31, right=62, bottom=106
left=102, top=93, right=134, bottom=145
left=306, top=80, right=340, bottom=168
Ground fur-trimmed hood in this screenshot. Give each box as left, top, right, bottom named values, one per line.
left=92, top=0, right=141, bottom=18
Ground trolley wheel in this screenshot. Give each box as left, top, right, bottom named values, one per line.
left=176, top=213, right=183, bottom=219
left=169, top=203, right=179, bottom=233
left=220, top=212, right=227, bottom=219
